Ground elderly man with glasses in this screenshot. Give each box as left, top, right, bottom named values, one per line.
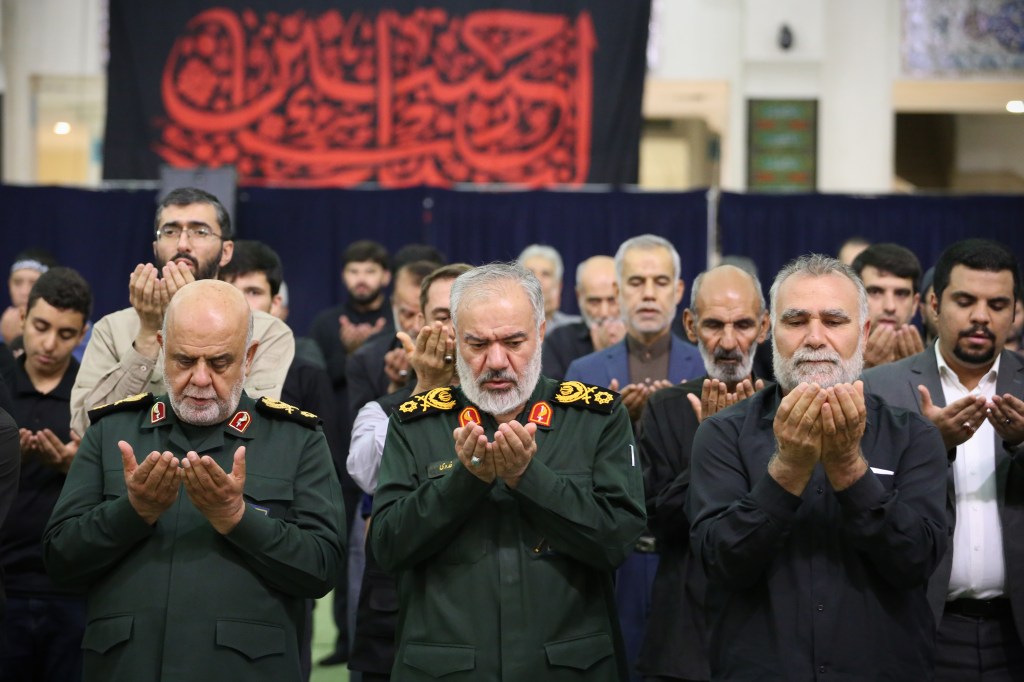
left=70, top=187, right=294, bottom=438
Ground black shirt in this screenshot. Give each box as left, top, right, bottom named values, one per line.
left=687, top=387, right=947, bottom=681
left=1, top=356, right=78, bottom=596
left=541, top=321, right=593, bottom=381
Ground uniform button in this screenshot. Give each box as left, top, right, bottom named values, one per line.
left=819, top=665, right=827, bottom=674
left=816, top=486, right=824, bottom=494
left=816, top=603, right=824, bottom=612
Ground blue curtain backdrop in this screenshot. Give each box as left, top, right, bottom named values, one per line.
left=3, top=186, right=1022, bottom=334
left=718, top=192, right=1024, bottom=291
left=0, top=186, right=707, bottom=334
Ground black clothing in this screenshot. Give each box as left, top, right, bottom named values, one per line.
left=308, top=301, right=391, bottom=391
left=0, top=357, right=78, bottom=597
left=346, top=328, right=402, bottom=421
left=0, top=408, right=19, bottom=619
left=541, top=321, right=593, bottom=381
left=348, top=386, right=414, bottom=677
left=688, top=387, right=948, bottom=681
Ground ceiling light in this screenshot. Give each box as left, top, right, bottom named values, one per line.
left=1006, top=100, right=1024, bottom=114
left=53, top=121, right=72, bottom=135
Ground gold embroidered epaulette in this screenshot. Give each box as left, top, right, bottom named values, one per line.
left=255, top=397, right=320, bottom=429
left=395, top=387, right=458, bottom=422
left=552, top=381, right=619, bottom=415
left=87, top=392, right=155, bottom=422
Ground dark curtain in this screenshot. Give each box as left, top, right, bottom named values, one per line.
left=0, top=186, right=706, bottom=335
left=718, top=192, right=1024, bottom=289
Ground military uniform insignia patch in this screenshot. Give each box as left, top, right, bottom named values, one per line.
left=458, top=406, right=481, bottom=428
left=255, top=397, right=319, bottom=429
left=553, top=381, right=618, bottom=414
left=88, top=392, right=155, bottom=422
left=528, top=401, right=553, bottom=428
left=396, top=387, right=458, bottom=422
left=150, top=401, right=167, bottom=424
left=228, top=410, right=252, bottom=434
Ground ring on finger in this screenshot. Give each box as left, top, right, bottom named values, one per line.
left=443, top=355, right=454, bottom=364
left=962, top=421, right=974, bottom=432
left=1005, top=418, right=1013, bottom=425
left=470, top=455, right=482, bottom=467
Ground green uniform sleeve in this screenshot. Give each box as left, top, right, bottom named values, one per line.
left=224, top=430, right=345, bottom=598
left=43, top=423, right=157, bottom=588
left=371, top=416, right=495, bottom=573
left=512, top=403, right=646, bottom=571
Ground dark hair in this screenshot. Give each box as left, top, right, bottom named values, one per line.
left=851, top=243, right=923, bottom=293
left=219, top=240, right=283, bottom=297
left=837, top=235, right=870, bottom=255
left=27, top=266, right=93, bottom=320
left=420, top=263, right=473, bottom=313
left=343, top=240, right=390, bottom=270
left=393, top=244, right=445, bottom=271
left=155, top=187, right=232, bottom=239
left=933, top=239, right=1021, bottom=305
left=399, top=260, right=440, bottom=287
left=11, top=248, right=58, bottom=272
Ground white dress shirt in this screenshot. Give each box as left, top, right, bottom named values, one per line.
left=937, top=344, right=1005, bottom=599
left=346, top=400, right=390, bottom=495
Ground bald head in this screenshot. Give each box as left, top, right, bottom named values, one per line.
left=575, top=255, right=619, bottom=327
left=160, top=280, right=257, bottom=425
left=685, top=265, right=769, bottom=385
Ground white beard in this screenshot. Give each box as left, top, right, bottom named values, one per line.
left=773, top=337, right=864, bottom=392
left=457, top=346, right=543, bottom=418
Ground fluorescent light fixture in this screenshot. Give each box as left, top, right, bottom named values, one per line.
left=53, top=121, right=72, bottom=135
left=1006, top=100, right=1024, bottom=114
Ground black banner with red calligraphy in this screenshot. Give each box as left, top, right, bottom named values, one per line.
left=103, top=0, right=650, bottom=188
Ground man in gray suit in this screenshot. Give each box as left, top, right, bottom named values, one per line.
left=863, top=238, right=1024, bottom=680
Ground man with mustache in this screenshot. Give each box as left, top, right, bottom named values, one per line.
left=635, top=264, right=769, bottom=682
left=863, top=239, right=1024, bottom=680
left=371, top=262, right=645, bottom=681
left=851, top=242, right=925, bottom=368
left=44, top=279, right=344, bottom=681
left=565, top=234, right=702, bottom=680
left=688, top=254, right=947, bottom=680
left=69, top=187, right=294, bottom=439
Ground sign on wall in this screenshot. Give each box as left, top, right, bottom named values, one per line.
left=103, top=1, right=651, bottom=188
left=747, top=99, right=817, bottom=192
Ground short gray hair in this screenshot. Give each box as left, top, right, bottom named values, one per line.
left=690, top=265, right=766, bottom=314
left=769, top=254, right=868, bottom=325
left=614, top=234, right=681, bottom=285
left=450, top=262, right=545, bottom=332
left=517, top=244, right=564, bottom=281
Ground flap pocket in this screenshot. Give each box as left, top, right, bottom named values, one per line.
left=544, top=633, right=613, bottom=671
left=215, top=619, right=286, bottom=660
left=244, top=475, right=294, bottom=503
left=82, top=614, right=133, bottom=654
left=403, top=642, right=475, bottom=678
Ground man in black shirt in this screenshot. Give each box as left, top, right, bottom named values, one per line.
left=0, top=267, right=90, bottom=681
left=688, top=254, right=947, bottom=680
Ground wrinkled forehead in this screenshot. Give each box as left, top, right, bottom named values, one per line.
left=776, top=272, right=860, bottom=319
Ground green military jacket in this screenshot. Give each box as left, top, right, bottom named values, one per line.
left=372, top=377, right=646, bottom=681
left=43, top=392, right=345, bottom=682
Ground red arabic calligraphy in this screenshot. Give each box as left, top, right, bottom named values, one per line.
left=155, top=8, right=595, bottom=187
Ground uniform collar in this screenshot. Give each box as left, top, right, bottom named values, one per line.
left=143, top=392, right=258, bottom=454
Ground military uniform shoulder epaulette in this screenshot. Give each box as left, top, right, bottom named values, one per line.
left=255, top=397, right=320, bottom=429
left=395, top=387, right=458, bottom=422
left=88, top=392, right=155, bottom=422
left=551, top=381, right=620, bottom=415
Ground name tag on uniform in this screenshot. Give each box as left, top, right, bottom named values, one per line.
left=428, top=459, right=456, bottom=478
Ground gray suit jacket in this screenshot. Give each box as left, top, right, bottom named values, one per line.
left=862, top=346, right=1024, bottom=638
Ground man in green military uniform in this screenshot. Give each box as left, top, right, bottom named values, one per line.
left=43, top=280, right=344, bottom=682
left=372, top=263, right=646, bottom=681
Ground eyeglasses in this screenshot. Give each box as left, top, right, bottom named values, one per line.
left=155, top=225, right=223, bottom=242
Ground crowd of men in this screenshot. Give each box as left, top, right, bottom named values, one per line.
left=0, top=187, right=1021, bottom=681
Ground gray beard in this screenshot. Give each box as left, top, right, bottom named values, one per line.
left=164, top=373, right=245, bottom=426
left=699, top=342, right=758, bottom=384
left=456, top=346, right=543, bottom=418
left=772, top=337, right=864, bottom=392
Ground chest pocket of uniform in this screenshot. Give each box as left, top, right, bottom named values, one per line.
left=102, top=470, right=128, bottom=499
left=82, top=614, right=134, bottom=654
left=243, top=475, right=294, bottom=518
left=435, top=508, right=491, bottom=565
